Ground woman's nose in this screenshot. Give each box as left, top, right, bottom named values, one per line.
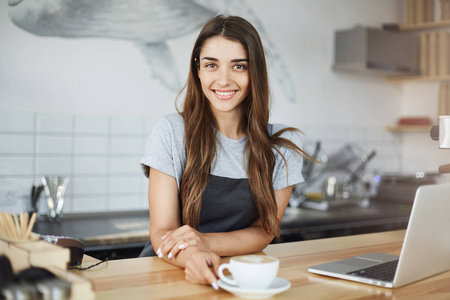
left=217, top=67, right=231, bottom=86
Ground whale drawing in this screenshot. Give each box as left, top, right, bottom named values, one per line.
left=8, top=0, right=297, bottom=102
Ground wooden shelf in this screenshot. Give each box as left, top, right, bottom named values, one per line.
left=387, top=75, right=450, bottom=83
left=385, top=20, right=450, bottom=83
left=386, top=125, right=432, bottom=132
left=398, top=20, right=450, bottom=31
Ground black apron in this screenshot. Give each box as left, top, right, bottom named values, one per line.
left=139, top=174, right=258, bottom=257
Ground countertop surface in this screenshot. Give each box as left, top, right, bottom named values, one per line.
left=33, top=211, right=150, bottom=249
left=73, top=230, right=450, bottom=299
left=33, top=200, right=412, bottom=251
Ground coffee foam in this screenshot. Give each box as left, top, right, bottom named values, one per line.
left=234, top=255, right=277, bottom=264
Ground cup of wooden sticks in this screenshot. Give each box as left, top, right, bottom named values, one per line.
left=0, top=211, right=39, bottom=242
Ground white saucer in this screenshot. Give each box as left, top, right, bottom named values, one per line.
left=217, top=276, right=291, bottom=299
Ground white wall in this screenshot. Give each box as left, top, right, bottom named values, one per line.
left=2, top=0, right=446, bottom=214
left=260, top=0, right=403, bottom=128
left=1, top=0, right=403, bottom=124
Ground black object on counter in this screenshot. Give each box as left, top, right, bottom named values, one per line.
left=16, top=267, right=56, bottom=284
left=1, top=265, right=57, bottom=300
left=0, top=255, right=15, bottom=287
left=56, top=237, right=85, bottom=266
left=39, top=235, right=85, bottom=266
left=30, top=184, right=44, bottom=214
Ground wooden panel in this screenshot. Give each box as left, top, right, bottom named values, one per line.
left=438, top=31, right=449, bottom=76
left=398, top=19, right=450, bottom=31
left=386, top=125, right=432, bottom=132
left=387, top=75, right=450, bottom=82
left=420, top=32, right=428, bottom=75
left=426, top=0, right=435, bottom=22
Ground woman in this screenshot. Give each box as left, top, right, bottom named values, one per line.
left=140, top=14, right=312, bottom=289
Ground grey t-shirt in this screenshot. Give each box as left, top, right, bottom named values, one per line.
left=140, top=113, right=304, bottom=190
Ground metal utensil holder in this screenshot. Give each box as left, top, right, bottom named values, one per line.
left=41, top=176, right=69, bottom=222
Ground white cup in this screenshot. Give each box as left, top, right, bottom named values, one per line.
left=218, top=255, right=279, bottom=290
left=439, top=116, right=450, bottom=149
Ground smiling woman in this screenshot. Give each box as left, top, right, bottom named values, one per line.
left=139, top=15, right=315, bottom=290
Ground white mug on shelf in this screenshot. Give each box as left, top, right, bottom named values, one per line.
left=218, top=255, right=279, bottom=290
left=439, top=116, right=450, bottom=149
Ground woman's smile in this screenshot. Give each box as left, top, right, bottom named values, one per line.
left=213, top=89, right=238, bottom=99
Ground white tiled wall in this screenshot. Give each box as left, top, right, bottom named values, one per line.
left=0, top=111, right=150, bottom=214
left=298, top=123, right=402, bottom=180
left=0, top=110, right=402, bottom=215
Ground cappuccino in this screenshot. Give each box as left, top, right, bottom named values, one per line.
left=233, top=255, right=277, bottom=264
left=218, top=255, right=279, bottom=289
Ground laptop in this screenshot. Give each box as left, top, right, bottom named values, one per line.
left=308, top=183, right=450, bottom=288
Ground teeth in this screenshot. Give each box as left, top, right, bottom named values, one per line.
left=215, top=91, right=236, bottom=96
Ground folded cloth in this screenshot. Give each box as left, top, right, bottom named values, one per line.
left=397, top=117, right=431, bottom=125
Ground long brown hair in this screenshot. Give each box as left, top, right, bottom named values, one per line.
left=178, top=15, right=313, bottom=238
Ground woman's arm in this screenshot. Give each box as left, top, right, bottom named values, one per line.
left=147, top=167, right=195, bottom=267
left=147, top=168, right=221, bottom=288
left=158, top=185, right=293, bottom=258
left=147, top=167, right=180, bottom=255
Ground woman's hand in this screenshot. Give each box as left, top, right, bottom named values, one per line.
left=184, top=246, right=221, bottom=290
left=157, top=225, right=210, bottom=259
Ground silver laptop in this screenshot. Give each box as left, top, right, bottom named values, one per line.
left=308, top=183, right=450, bottom=288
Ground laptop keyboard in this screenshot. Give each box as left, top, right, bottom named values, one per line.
left=347, top=259, right=399, bottom=282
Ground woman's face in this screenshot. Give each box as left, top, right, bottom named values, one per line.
left=198, top=36, right=250, bottom=118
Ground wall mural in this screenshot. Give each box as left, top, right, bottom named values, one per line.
left=7, top=0, right=296, bottom=102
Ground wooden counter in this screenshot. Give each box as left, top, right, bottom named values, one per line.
left=72, top=230, right=450, bottom=299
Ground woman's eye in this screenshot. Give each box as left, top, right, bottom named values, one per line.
left=205, top=63, right=216, bottom=68
left=234, top=64, right=247, bottom=70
